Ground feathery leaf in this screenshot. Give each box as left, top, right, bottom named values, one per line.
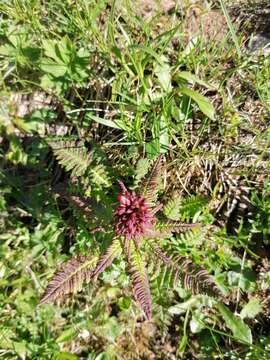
left=178, top=257, right=222, bottom=299
left=50, top=141, right=92, bottom=178
left=91, top=237, right=122, bottom=278
left=141, top=156, right=164, bottom=207
left=155, top=220, right=200, bottom=238
left=163, top=197, right=181, bottom=220
left=127, top=242, right=152, bottom=319
left=40, top=254, right=97, bottom=304
left=68, top=195, right=94, bottom=217
left=90, top=164, right=111, bottom=188
left=148, top=239, right=173, bottom=266
left=133, top=158, right=150, bottom=188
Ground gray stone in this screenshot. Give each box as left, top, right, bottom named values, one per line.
left=248, top=33, right=270, bottom=55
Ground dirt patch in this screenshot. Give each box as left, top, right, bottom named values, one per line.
left=135, top=0, right=176, bottom=19
left=135, top=1, right=230, bottom=44
left=184, top=7, right=229, bottom=43
left=9, top=91, right=52, bottom=118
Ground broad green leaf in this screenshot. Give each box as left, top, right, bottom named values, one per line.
left=169, top=297, right=200, bottom=315
left=155, top=58, right=172, bottom=92
left=169, top=296, right=214, bottom=315
left=21, top=47, right=40, bottom=62
left=12, top=116, right=45, bottom=135
left=77, top=47, right=90, bottom=58
left=0, top=44, right=16, bottom=56
left=159, top=115, right=169, bottom=153
left=55, top=352, right=79, bottom=360
left=42, top=40, right=60, bottom=61
left=56, top=327, right=77, bottom=343
left=57, top=37, right=72, bottom=63
left=145, top=140, right=160, bottom=159
left=129, top=44, right=163, bottom=65
left=227, top=269, right=256, bottom=291
left=117, top=296, right=131, bottom=310
left=179, top=86, right=215, bottom=120
left=240, top=298, right=261, bottom=319
left=43, top=38, right=72, bottom=64
left=8, top=34, right=21, bottom=48
left=87, top=114, right=123, bottom=129
left=98, top=317, right=121, bottom=342
left=177, top=71, right=216, bottom=90
left=13, top=342, right=27, bottom=358
left=40, top=59, right=67, bottom=76
left=217, top=302, right=252, bottom=344
left=178, top=334, right=188, bottom=354
left=190, top=310, right=205, bottom=333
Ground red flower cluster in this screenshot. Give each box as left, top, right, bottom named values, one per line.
left=115, top=182, right=154, bottom=239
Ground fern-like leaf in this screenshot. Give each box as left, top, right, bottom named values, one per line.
left=40, top=254, right=97, bottom=304
left=50, top=141, right=92, bottom=177
left=127, top=242, right=152, bottom=319
left=148, top=239, right=173, bottom=266
left=133, top=158, right=150, bottom=188
left=68, top=195, right=94, bottom=217
left=67, top=194, right=112, bottom=226
left=91, top=237, right=122, bottom=278
left=141, top=156, right=164, bottom=207
left=90, top=164, right=111, bottom=188
left=163, top=197, right=181, bottom=220
left=178, top=257, right=222, bottom=299
left=155, top=220, right=200, bottom=238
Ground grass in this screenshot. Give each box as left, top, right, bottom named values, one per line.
left=0, top=0, right=270, bottom=359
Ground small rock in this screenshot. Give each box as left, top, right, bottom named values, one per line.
left=79, top=329, right=90, bottom=340
left=248, top=33, right=270, bottom=55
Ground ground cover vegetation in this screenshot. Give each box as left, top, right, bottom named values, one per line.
left=0, top=0, right=270, bottom=359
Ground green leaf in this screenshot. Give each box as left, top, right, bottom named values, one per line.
left=179, top=86, right=215, bottom=120
left=164, top=197, right=181, bottom=220
left=56, top=327, right=77, bottom=343
left=42, top=39, right=62, bottom=62
left=129, top=44, right=163, bottom=65
left=40, top=59, right=67, bottom=76
left=145, top=140, right=160, bottom=159
left=178, top=334, right=188, bottom=354
left=90, top=164, right=111, bottom=188
left=227, top=269, right=256, bottom=291
left=155, top=57, right=172, bottom=92
left=190, top=310, right=205, bottom=333
left=21, top=46, right=40, bottom=62
left=169, top=296, right=214, bottom=316
left=133, top=158, right=150, bottom=187
left=240, top=298, right=261, bottom=320
left=57, top=37, right=72, bottom=63
left=88, top=114, right=123, bottom=129
left=50, top=142, right=92, bottom=178
left=0, top=331, right=27, bottom=358
left=177, top=71, right=216, bottom=90
left=0, top=44, right=16, bottom=56
left=216, top=302, right=252, bottom=344
left=54, top=352, right=79, bottom=360
left=159, top=115, right=169, bottom=153
left=13, top=342, right=27, bottom=358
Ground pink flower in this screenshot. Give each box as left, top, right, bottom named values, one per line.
left=115, top=182, right=154, bottom=240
